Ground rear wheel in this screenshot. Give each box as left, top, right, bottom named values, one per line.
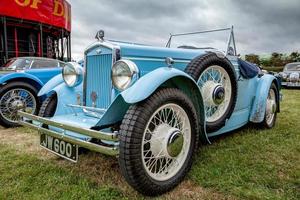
left=119, top=88, right=199, bottom=196
left=260, top=83, right=278, bottom=128
left=185, top=53, right=237, bottom=132
left=0, top=82, right=39, bottom=127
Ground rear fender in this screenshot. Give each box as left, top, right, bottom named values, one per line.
left=250, top=74, right=279, bottom=123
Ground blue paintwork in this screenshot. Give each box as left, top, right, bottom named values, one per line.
left=0, top=68, right=61, bottom=90
left=40, top=40, right=280, bottom=143
left=249, top=74, right=277, bottom=123
left=38, top=74, right=64, bottom=96
left=121, top=67, right=196, bottom=103
left=86, top=53, right=112, bottom=108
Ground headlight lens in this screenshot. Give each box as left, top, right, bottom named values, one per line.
left=281, top=72, right=288, bottom=79
left=63, top=62, right=83, bottom=87
left=112, top=60, right=139, bottom=90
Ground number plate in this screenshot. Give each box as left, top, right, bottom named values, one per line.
left=40, top=134, right=78, bottom=162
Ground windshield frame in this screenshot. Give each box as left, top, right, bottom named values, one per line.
left=165, top=26, right=237, bottom=56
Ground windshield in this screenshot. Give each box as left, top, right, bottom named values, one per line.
left=285, top=63, right=300, bottom=71
left=1, top=58, right=31, bottom=70
left=166, top=27, right=236, bottom=55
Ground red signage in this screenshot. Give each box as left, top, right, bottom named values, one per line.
left=0, top=0, right=71, bottom=31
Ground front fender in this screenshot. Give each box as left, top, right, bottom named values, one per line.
left=110, top=67, right=209, bottom=144
left=122, top=67, right=197, bottom=103
left=52, top=82, right=83, bottom=116
left=0, top=72, right=44, bottom=86
left=38, top=74, right=64, bottom=96
left=250, top=74, right=278, bottom=123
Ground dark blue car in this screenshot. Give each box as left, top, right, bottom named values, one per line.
left=0, top=57, right=63, bottom=127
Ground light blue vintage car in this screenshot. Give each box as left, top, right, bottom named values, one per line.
left=19, top=27, right=281, bottom=195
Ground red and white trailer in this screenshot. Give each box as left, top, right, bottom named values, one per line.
left=0, top=0, right=71, bottom=65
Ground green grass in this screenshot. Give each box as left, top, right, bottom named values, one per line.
left=190, top=89, right=300, bottom=199
left=0, top=146, right=125, bottom=200
left=0, top=90, right=299, bottom=199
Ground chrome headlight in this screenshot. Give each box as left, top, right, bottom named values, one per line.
left=112, top=59, right=139, bottom=90
left=279, top=72, right=288, bottom=80
left=63, top=62, right=83, bottom=87
left=289, top=72, right=299, bottom=82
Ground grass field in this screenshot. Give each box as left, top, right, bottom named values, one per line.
left=0, top=89, right=299, bottom=200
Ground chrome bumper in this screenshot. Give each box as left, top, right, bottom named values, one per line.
left=18, top=111, right=119, bottom=156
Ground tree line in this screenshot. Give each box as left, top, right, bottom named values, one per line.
left=245, top=52, right=300, bottom=67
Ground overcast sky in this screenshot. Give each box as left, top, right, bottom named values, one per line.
left=69, top=0, right=300, bottom=60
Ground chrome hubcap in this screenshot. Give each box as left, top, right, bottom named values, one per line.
left=0, top=88, right=36, bottom=123
left=266, top=89, right=276, bottom=125
left=197, top=65, right=232, bottom=122
left=213, top=85, right=225, bottom=105
left=142, top=103, right=191, bottom=181
left=167, top=130, right=184, bottom=157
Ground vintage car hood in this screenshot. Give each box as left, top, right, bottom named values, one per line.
left=118, top=42, right=207, bottom=61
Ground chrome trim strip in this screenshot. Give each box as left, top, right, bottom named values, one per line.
left=122, top=56, right=191, bottom=63
left=20, top=120, right=118, bottom=156
left=67, top=104, right=106, bottom=113
left=18, top=111, right=118, bottom=141
left=66, top=104, right=106, bottom=118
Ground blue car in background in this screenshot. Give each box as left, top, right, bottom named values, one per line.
left=0, top=57, right=64, bottom=127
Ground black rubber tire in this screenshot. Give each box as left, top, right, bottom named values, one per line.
left=259, top=83, right=278, bottom=129
left=0, top=81, right=39, bottom=127
left=185, top=52, right=238, bottom=132
left=119, top=88, right=199, bottom=196
left=38, top=93, right=57, bottom=117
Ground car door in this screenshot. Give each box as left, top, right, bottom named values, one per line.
left=26, top=59, right=62, bottom=84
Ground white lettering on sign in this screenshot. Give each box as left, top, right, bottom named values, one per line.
left=59, top=141, right=65, bottom=155
left=54, top=139, right=60, bottom=152
left=47, top=136, right=53, bottom=149
left=66, top=143, right=72, bottom=157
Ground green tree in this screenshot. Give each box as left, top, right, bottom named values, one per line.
left=245, top=54, right=260, bottom=65
left=270, top=52, right=284, bottom=67
left=288, top=51, right=300, bottom=62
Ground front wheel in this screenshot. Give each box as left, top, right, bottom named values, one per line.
left=119, top=88, right=199, bottom=196
left=0, top=82, right=39, bottom=127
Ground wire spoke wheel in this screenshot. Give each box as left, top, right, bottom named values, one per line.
left=0, top=88, right=37, bottom=123
left=185, top=53, right=237, bottom=132
left=119, top=88, right=198, bottom=196
left=265, top=88, right=276, bottom=126
left=197, top=65, right=232, bottom=122
left=142, top=103, right=191, bottom=181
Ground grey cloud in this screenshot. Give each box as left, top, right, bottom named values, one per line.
left=69, top=0, right=300, bottom=60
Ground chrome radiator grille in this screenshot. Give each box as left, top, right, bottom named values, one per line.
left=85, top=54, right=112, bottom=108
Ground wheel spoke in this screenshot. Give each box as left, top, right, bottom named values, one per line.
left=141, top=103, right=192, bottom=181
left=0, top=88, right=36, bottom=123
